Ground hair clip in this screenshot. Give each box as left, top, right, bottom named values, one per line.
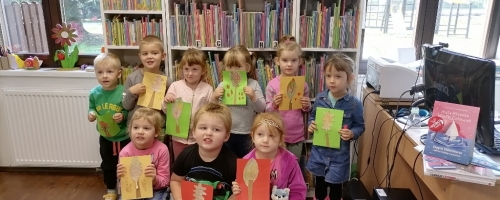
left=258, top=119, right=280, bottom=130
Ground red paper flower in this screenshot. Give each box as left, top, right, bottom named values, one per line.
left=51, top=23, right=78, bottom=46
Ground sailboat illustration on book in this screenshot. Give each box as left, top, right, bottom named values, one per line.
left=433, top=120, right=468, bottom=147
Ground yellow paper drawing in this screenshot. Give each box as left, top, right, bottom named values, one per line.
left=120, top=155, right=153, bottom=199
left=279, top=76, right=305, bottom=110
left=138, top=72, right=167, bottom=110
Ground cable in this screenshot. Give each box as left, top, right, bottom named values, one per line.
left=413, top=151, right=424, bottom=200
left=359, top=109, right=383, bottom=179
left=372, top=118, right=394, bottom=187
left=362, top=90, right=380, bottom=106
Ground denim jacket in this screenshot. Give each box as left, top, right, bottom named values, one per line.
left=306, top=90, right=365, bottom=182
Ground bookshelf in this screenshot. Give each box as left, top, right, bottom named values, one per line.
left=99, top=0, right=168, bottom=68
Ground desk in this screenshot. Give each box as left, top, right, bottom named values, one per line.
left=358, top=90, right=500, bottom=200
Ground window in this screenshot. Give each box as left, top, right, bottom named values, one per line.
left=432, top=0, right=492, bottom=57
left=362, top=0, right=421, bottom=61
left=0, top=0, right=102, bottom=67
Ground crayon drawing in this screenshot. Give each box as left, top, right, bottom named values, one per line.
left=279, top=76, right=305, bottom=110
left=119, top=155, right=153, bottom=199
left=166, top=98, right=191, bottom=138
left=96, top=112, right=120, bottom=137
left=222, top=71, right=247, bottom=105
left=138, top=72, right=167, bottom=110
left=313, top=108, right=344, bottom=148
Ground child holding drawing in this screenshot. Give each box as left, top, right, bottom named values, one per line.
left=122, top=35, right=172, bottom=125
left=162, top=48, right=213, bottom=159
left=170, top=102, right=237, bottom=200
left=265, top=36, right=311, bottom=159
left=306, top=53, right=365, bottom=200
left=211, top=45, right=266, bottom=158
left=231, top=112, right=307, bottom=199
left=88, top=52, right=130, bottom=200
left=117, top=107, right=170, bottom=200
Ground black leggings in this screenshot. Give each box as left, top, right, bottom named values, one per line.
left=315, top=176, right=342, bottom=200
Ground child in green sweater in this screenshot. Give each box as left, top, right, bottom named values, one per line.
left=88, top=52, right=130, bottom=200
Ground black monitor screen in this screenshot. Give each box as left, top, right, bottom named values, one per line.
left=423, top=45, right=497, bottom=152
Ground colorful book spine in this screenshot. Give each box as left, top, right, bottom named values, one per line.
left=170, top=0, right=293, bottom=48
left=103, top=0, right=162, bottom=11
left=105, top=15, right=163, bottom=46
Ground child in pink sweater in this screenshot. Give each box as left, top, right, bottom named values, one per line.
left=117, top=107, right=170, bottom=200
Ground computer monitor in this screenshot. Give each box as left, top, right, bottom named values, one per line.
left=422, top=43, right=500, bottom=154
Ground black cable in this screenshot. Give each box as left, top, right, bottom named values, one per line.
left=359, top=109, right=383, bottom=179
left=413, top=151, right=424, bottom=200
left=363, top=90, right=380, bottom=106
left=386, top=90, right=409, bottom=188
left=372, top=118, right=393, bottom=187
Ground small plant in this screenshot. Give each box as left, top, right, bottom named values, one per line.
left=52, top=23, right=79, bottom=68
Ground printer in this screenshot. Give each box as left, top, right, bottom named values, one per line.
left=366, top=56, right=419, bottom=99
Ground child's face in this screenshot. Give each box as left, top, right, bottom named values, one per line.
left=277, top=50, right=300, bottom=76
left=226, top=60, right=249, bottom=73
left=192, top=113, right=229, bottom=152
left=252, top=124, right=280, bottom=154
left=139, top=43, right=166, bottom=72
left=94, top=64, right=120, bottom=90
left=183, top=64, right=203, bottom=84
left=130, top=118, right=158, bottom=150
left=325, top=66, right=352, bottom=95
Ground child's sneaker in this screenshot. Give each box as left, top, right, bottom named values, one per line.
left=103, top=193, right=117, bottom=200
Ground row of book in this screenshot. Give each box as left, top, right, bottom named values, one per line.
left=169, top=0, right=293, bottom=48
left=105, top=15, right=164, bottom=46
left=171, top=51, right=331, bottom=98
left=299, top=2, right=360, bottom=49
left=102, top=0, right=162, bottom=11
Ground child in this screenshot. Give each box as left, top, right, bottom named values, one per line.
left=88, top=52, right=130, bottom=200
left=265, top=35, right=311, bottom=159
left=306, top=53, right=365, bottom=200
left=117, top=107, right=170, bottom=200
left=163, top=48, right=213, bottom=159
left=231, top=112, right=307, bottom=199
left=122, top=35, right=172, bottom=125
left=211, top=45, right=266, bottom=157
left=170, top=102, right=237, bottom=200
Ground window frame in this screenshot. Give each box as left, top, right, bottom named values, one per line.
left=3, top=0, right=96, bottom=68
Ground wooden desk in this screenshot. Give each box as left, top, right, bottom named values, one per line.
left=358, top=91, right=500, bottom=200
left=362, top=86, right=415, bottom=106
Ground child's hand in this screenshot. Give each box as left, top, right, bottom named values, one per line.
left=213, top=87, right=224, bottom=100
left=243, top=86, right=256, bottom=101
left=164, top=93, right=176, bottom=103
left=144, top=164, right=156, bottom=181
left=113, top=113, right=124, bottom=123
left=117, top=164, right=126, bottom=178
left=339, top=127, right=354, bottom=140
left=300, top=96, right=311, bottom=109
left=88, top=111, right=96, bottom=122
left=130, top=83, right=146, bottom=95
left=273, top=93, right=283, bottom=108
left=308, top=121, right=317, bottom=133
left=231, top=181, right=241, bottom=195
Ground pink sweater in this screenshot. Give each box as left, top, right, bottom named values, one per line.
left=265, top=76, right=310, bottom=143
left=119, top=140, right=170, bottom=190
left=164, top=80, right=213, bottom=144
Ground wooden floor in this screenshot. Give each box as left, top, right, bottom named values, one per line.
left=0, top=171, right=106, bottom=200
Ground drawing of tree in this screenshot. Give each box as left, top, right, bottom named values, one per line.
left=445, top=120, right=459, bottom=142
left=172, top=98, right=184, bottom=133
left=149, top=75, right=164, bottom=108
left=193, top=183, right=208, bottom=200
left=322, top=112, right=334, bottom=147
left=99, top=121, right=111, bottom=137
left=129, top=156, right=143, bottom=198
left=286, top=78, right=297, bottom=110
left=243, top=158, right=259, bottom=200
left=230, top=71, right=241, bottom=104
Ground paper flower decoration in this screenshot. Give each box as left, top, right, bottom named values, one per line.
left=52, top=23, right=78, bottom=46
left=52, top=23, right=79, bottom=68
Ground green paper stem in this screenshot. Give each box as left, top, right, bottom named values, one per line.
left=54, top=44, right=79, bottom=68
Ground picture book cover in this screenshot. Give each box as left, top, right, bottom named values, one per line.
left=423, top=154, right=457, bottom=170
left=236, top=158, right=271, bottom=200
left=279, top=76, right=305, bottom=110
left=181, top=180, right=214, bottom=200
left=119, top=155, right=153, bottom=199
left=423, top=101, right=480, bottom=165
left=313, top=107, right=344, bottom=148
left=222, top=71, right=248, bottom=105
left=96, top=112, right=120, bottom=138
left=166, top=98, right=192, bottom=139
left=138, top=72, right=167, bottom=110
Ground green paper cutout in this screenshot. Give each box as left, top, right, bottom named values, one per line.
left=166, top=98, right=192, bottom=138
left=97, top=112, right=120, bottom=138
left=222, top=71, right=247, bottom=105
left=313, top=108, right=344, bottom=148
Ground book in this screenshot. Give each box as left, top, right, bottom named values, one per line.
left=423, top=101, right=480, bottom=165
left=471, top=149, right=500, bottom=172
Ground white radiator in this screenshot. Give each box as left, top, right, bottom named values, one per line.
left=1, top=88, right=101, bottom=167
